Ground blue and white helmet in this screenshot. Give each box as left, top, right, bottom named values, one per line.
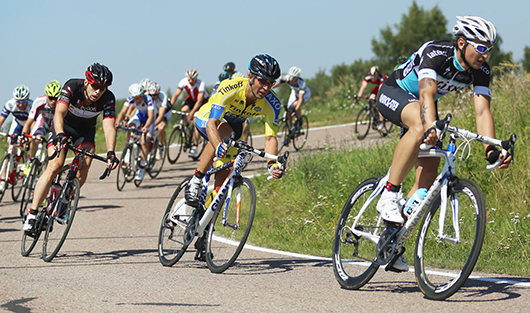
left=452, top=16, right=497, bottom=44
left=13, top=85, right=30, bottom=100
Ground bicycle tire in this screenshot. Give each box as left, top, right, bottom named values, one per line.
left=354, top=106, right=371, bottom=140
left=158, top=178, right=192, bottom=266
left=380, top=118, right=394, bottom=137
left=332, top=177, right=382, bottom=289
left=20, top=159, right=40, bottom=217
left=0, top=154, right=11, bottom=202
left=206, top=176, right=256, bottom=273
left=277, top=119, right=290, bottom=154
left=21, top=210, right=48, bottom=256
left=116, top=144, right=132, bottom=191
left=148, top=137, right=166, bottom=178
left=414, top=178, right=486, bottom=300
left=42, top=177, right=80, bottom=262
left=167, top=126, right=184, bottom=164
left=292, top=115, right=309, bottom=151
left=11, top=157, right=26, bottom=202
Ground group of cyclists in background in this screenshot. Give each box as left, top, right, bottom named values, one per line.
left=1, top=15, right=514, bottom=294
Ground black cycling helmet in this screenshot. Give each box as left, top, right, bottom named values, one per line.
left=248, top=54, right=281, bottom=81
left=223, top=62, right=236, bottom=73
left=218, top=71, right=231, bottom=82
left=85, top=62, right=113, bottom=88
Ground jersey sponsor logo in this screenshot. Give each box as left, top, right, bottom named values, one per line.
left=480, top=65, right=490, bottom=75
left=218, top=81, right=244, bottom=96
left=264, top=92, right=282, bottom=111
left=254, top=107, right=262, bottom=112
left=436, top=80, right=461, bottom=94
left=402, top=60, right=414, bottom=77
left=379, top=93, right=400, bottom=111
left=426, top=49, right=447, bottom=59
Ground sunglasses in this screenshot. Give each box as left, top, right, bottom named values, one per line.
left=467, top=40, right=493, bottom=54
left=16, top=100, right=28, bottom=105
left=256, top=77, right=275, bottom=87
left=48, top=96, right=58, bottom=101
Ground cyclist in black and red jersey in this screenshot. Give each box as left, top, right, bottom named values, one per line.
left=23, top=63, right=119, bottom=233
left=354, top=66, right=388, bottom=130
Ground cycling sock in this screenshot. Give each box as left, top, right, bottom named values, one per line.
left=386, top=182, right=401, bottom=192
left=194, top=170, right=205, bottom=179
left=381, top=189, right=399, bottom=200
left=28, top=208, right=37, bottom=214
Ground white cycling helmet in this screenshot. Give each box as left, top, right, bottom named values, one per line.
left=128, top=83, right=144, bottom=98
left=231, top=71, right=245, bottom=78
left=370, top=66, right=380, bottom=75
left=13, top=85, right=30, bottom=100
left=140, top=78, right=151, bottom=91
left=186, top=69, right=199, bottom=80
left=147, top=81, right=161, bottom=95
left=288, top=66, right=302, bottom=78
left=452, top=16, right=497, bottom=44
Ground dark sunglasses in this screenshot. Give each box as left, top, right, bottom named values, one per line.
left=256, top=77, right=275, bottom=87
left=467, top=40, right=493, bottom=54
left=48, top=96, right=58, bottom=101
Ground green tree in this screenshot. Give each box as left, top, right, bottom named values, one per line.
left=371, top=1, right=448, bottom=68
left=487, top=35, right=514, bottom=68
left=522, top=46, right=530, bottom=72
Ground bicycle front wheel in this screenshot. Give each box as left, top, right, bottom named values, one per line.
left=20, top=159, right=40, bottom=217
left=42, top=177, right=80, bottom=262
left=0, top=154, right=11, bottom=202
left=354, top=107, right=371, bottom=140
left=293, top=115, right=309, bottom=151
left=415, top=178, right=486, bottom=300
left=206, top=176, right=256, bottom=273
left=332, top=177, right=382, bottom=289
left=21, top=210, right=47, bottom=256
left=148, top=137, right=166, bottom=178
left=277, top=119, right=289, bottom=154
left=158, top=178, right=192, bottom=266
left=166, top=126, right=184, bottom=164
left=11, top=159, right=25, bottom=202
left=116, top=144, right=132, bottom=191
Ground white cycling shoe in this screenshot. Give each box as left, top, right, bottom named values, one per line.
left=135, top=167, right=145, bottom=181
left=376, top=197, right=404, bottom=224
left=188, top=145, right=198, bottom=158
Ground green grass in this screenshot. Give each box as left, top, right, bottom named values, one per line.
left=249, top=69, right=530, bottom=277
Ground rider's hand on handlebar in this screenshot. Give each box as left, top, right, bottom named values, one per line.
left=422, top=126, right=439, bottom=146
left=268, top=162, right=285, bottom=179
left=107, top=151, right=119, bottom=170
left=353, top=95, right=359, bottom=104
left=53, top=132, right=68, bottom=151
left=486, top=146, right=512, bottom=169
left=216, top=142, right=229, bottom=158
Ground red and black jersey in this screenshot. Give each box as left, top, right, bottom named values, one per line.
left=363, top=73, right=388, bottom=86
left=57, top=79, right=116, bottom=129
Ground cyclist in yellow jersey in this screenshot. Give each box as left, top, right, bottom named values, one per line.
left=185, top=54, right=285, bottom=209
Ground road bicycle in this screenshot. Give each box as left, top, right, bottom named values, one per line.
left=0, top=133, right=30, bottom=203
left=277, top=103, right=309, bottom=153
left=166, top=111, right=207, bottom=164
left=354, top=95, right=394, bottom=140
left=116, top=125, right=165, bottom=190
left=20, top=134, right=49, bottom=218
left=21, top=137, right=111, bottom=261
left=158, top=138, right=289, bottom=273
left=332, top=114, right=516, bottom=300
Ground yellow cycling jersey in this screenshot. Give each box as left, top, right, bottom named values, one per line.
left=196, top=77, right=282, bottom=137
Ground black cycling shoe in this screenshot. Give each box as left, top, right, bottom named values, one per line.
left=194, top=237, right=207, bottom=262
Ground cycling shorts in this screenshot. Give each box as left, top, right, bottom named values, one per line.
left=47, top=120, right=96, bottom=150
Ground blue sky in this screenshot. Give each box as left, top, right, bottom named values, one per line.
left=1, top=0, right=528, bottom=101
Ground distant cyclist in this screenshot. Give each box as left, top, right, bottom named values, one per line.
left=273, top=66, right=311, bottom=129
left=170, top=69, right=210, bottom=158
left=115, top=83, right=155, bottom=182
left=354, top=65, right=388, bottom=130
left=149, top=81, right=172, bottom=160
left=374, top=16, right=511, bottom=272
left=21, top=80, right=61, bottom=160
left=24, top=63, right=119, bottom=233
left=0, top=85, right=33, bottom=190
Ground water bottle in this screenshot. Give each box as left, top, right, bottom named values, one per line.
left=402, top=188, right=428, bottom=219
left=50, top=182, right=62, bottom=201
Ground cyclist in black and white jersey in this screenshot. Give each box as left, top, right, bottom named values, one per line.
left=273, top=66, right=311, bottom=129
left=374, top=16, right=512, bottom=272
left=24, top=63, right=119, bottom=233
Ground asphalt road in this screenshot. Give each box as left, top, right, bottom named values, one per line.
left=1, top=124, right=529, bottom=312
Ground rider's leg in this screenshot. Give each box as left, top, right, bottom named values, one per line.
left=408, top=158, right=439, bottom=198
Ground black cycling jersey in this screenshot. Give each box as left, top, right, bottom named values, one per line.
left=57, top=79, right=116, bottom=129
left=393, top=39, right=491, bottom=99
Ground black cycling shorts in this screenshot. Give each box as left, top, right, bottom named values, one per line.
left=47, top=120, right=96, bottom=149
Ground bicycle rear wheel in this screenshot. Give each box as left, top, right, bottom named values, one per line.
left=380, top=118, right=394, bottom=137
left=415, top=178, right=486, bottom=300
left=206, top=176, right=256, bottom=273
left=277, top=119, right=289, bottom=154
left=354, top=107, right=371, bottom=140
left=190, top=137, right=207, bottom=161
left=148, top=137, right=166, bottom=178
left=332, top=177, right=382, bottom=289
left=166, top=126, right=184, bottom=164
left=42, top=177, right=80, bottom=262
left=116, top=144, right=132, bottom=191
left=0, top=154, right=11, bottom=202
left=158, top=178, right=192, bottom=266
left=293, top=115, right=309, bottom=151
left=20, top=159, right=40, bottom=217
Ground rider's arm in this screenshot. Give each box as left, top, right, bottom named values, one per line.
left=357, top=80, right=369, bottom=99
left=144, top=109, right=155, bottom=130
left=272, top=81, right=283, bottom=89
left=170, top=88, right=183, bottom=106
left=102, top=117, right=117, bottom=153
left=418, top=77, right=438, bottom=144
left=205, top=117, right=223, bottom=150
left=0, top=116, right=5, bottom=130
left=115, top=103, right=129, bottom=126
left=187, top=92, right=205, bottom=122
left=53, top=101, right=69, bottom=135
left=154, top=106, right=167, bottom=126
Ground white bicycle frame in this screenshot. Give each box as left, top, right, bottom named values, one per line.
left=350, top=125, right=506, bottom=251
